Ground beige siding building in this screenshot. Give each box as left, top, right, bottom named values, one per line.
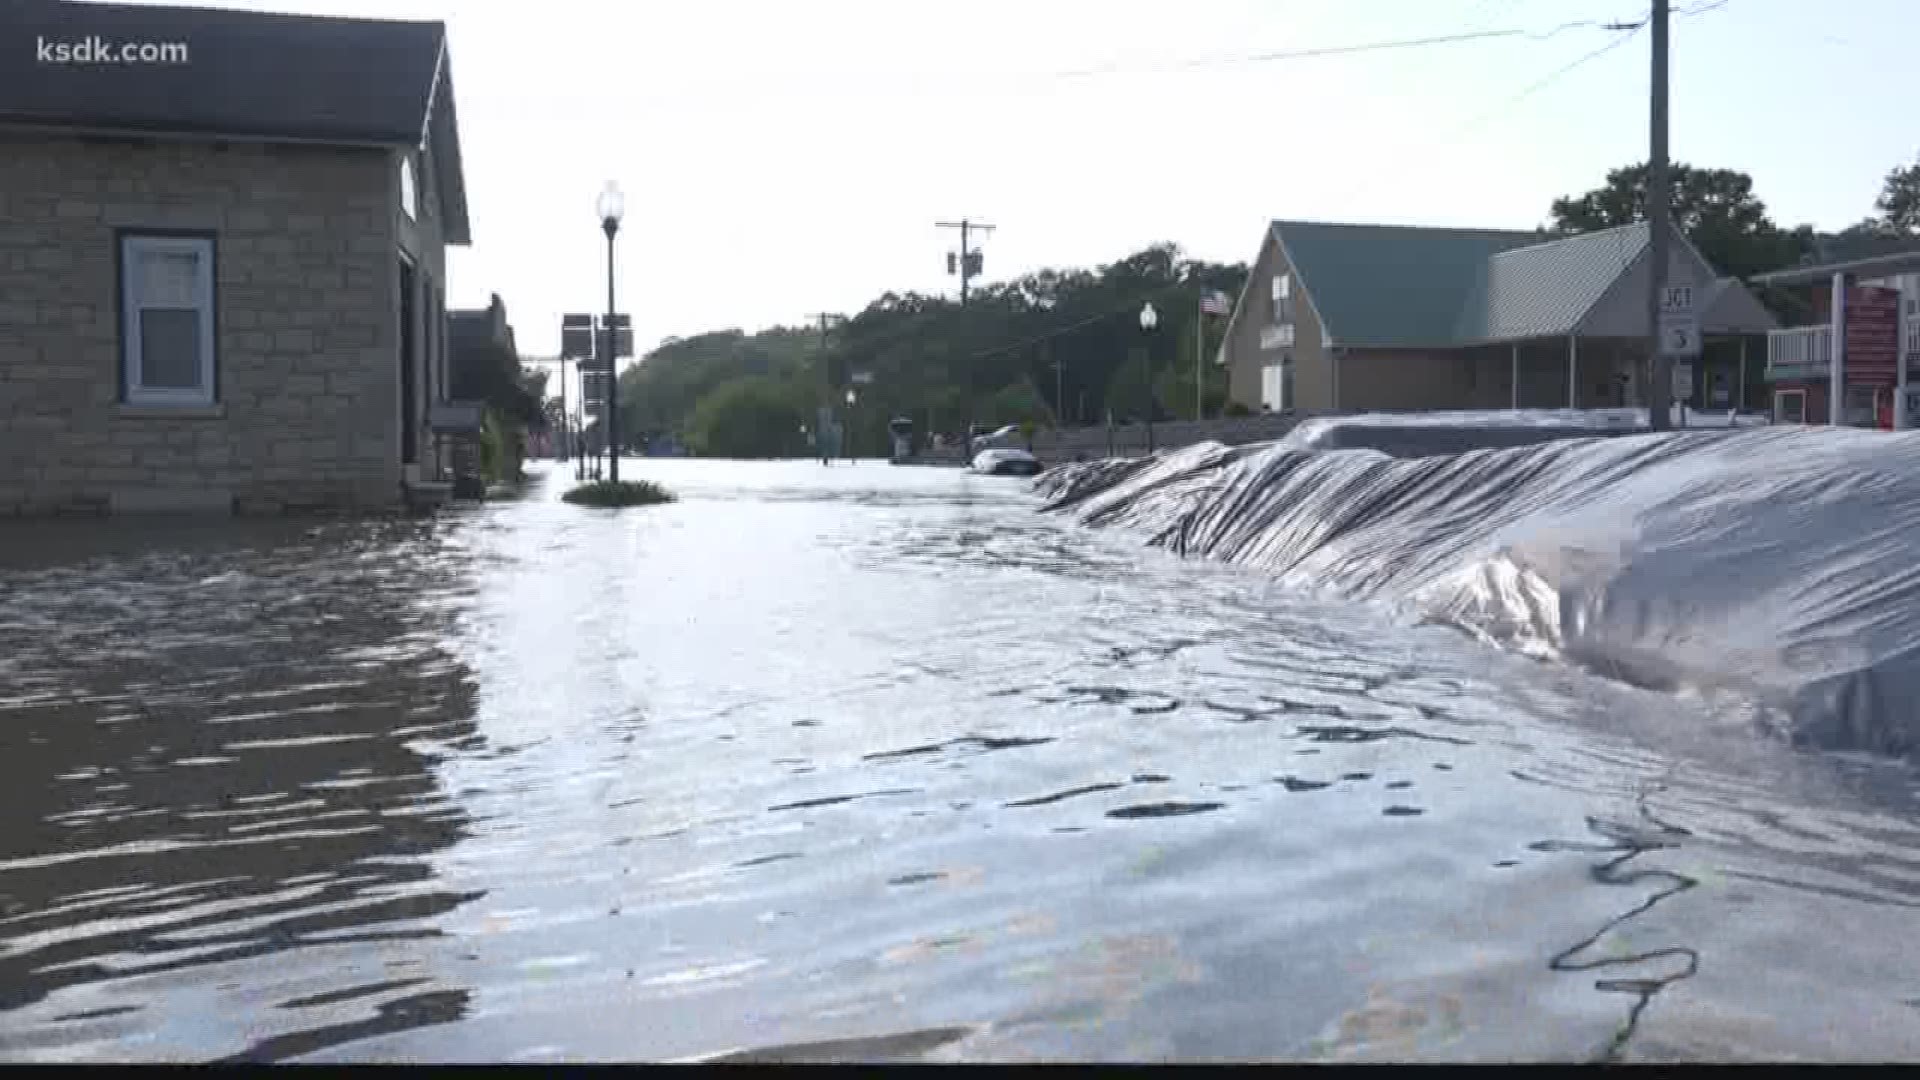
left=1218, top=219, right=1778, bottom=416
left=0, top=1, right=472, bottom=515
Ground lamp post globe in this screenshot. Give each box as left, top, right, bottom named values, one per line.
left=844, top=388, right=858, bottom=463
left=597, top=182, right=625, bottom=236
left=1139, top=301, right=1159, bottom=453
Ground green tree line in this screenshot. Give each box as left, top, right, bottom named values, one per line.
left=612, top=243, right=1249, bottom=459
left=589, top=152, right=1920, bottom=459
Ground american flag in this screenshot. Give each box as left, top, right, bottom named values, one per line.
left=1199, top=289, right=1233, bottom=316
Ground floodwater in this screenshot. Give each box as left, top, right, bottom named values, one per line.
left=4, top=459, right=1920, bottom=1063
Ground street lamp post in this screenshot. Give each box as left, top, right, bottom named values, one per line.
left=845, top=387, right=857, bottom=464
left=1139, top=301, right=1159, bottom=455
left=597, top=182, right=626, bottom=483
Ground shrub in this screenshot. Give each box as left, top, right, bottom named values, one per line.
left=562, top=479, right=677, bottom=508
left=1223, top=400, right=1254, bottom=418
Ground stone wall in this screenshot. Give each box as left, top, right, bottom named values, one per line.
left=0, top=134, right=402, bottom=515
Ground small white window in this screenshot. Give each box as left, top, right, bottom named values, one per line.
left=1271, top=273, right=1290, bottom=301
left=121, top=234, right=216, bottom=405
left=400, top=154, right=419, bottom=220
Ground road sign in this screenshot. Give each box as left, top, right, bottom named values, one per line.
left=561, top=314, right=595, bottom=359
left=1671, top=361, right=1694, bottom=400
left=1659, top=314, right=1701, bottom=358
left=1657, top=279, right=1701, bottom=359
left=596, top=316, right=633, bottom=361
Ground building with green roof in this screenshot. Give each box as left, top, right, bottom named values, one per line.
left=1218, top=218, right=1777, bottom=415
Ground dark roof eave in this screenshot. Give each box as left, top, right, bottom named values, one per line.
left=420, top=39, right=472, bottom=246
left=0, top=114, right=414, bottom=148
left=1752, top=249, right=1920, bottom=286
left=433, top=74, right=472, bottom=245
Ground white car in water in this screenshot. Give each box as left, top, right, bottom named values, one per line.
left=973, top=424, right=1023, bottom=450
left=970, top=448, right=1043, bottom=476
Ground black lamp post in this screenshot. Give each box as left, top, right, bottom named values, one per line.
left=845, top=387, right=858, bottom=464
left=597, top=181, right=625, bottom=483
left=1139, top=301, right=1159, bottom=454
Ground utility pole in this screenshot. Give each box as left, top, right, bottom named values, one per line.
left=808, top=312, right=838, bottom=464
left=1645, top=0, right=1672, bottom=431
left=557, top=354, right=569, bottom=462
left=937, top=218, right=994, bottom=459
left=1052, top=345, right=1065, bottom=430
left=1194, top=299, right=1205, bottom=421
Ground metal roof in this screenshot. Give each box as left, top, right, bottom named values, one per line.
left=1751, top=248, right=1920, bottom=287
left=4, top=0, right=469, bottom=243
left=1462, top=223, right=1648, bottom=342
left=1264, top=218, right=1765, bottom=348
left=1271, top=219, right=1539, bottom=348
left=1699, top=275, right=1780, bottom=334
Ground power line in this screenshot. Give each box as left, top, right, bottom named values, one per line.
left=1331, top=16, right=1645, bottom=210
left=973, top=301, right=1142, bottom=362
left=1047, top=19, right=1633, bottom=80
left=1448, top=20, right=1645, bottom=140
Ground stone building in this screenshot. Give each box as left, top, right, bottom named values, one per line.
left=0, top=0, right=470, bottom=514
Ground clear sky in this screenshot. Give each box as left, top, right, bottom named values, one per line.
left=108, top=0, right=1920, bottom=362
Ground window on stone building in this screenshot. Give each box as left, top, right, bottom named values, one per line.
left=120, top=233, right=216, bottom=405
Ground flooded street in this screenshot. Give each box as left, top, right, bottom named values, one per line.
left=5, top=459, right=1920, bottom=1062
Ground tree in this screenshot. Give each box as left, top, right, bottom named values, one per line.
left=685, top=376, right=811, bottom=459
left=1548, top=162, right=1812, bottom=279
left=1872, top=157, right=1920, bottom=236
left=613, top=243, right=1246, bottom=453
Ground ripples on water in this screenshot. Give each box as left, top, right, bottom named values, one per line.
left=3, top=460, right=1920, bottom=1062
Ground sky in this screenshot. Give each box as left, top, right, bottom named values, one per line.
left=103, top=0, right=1920, bottom=363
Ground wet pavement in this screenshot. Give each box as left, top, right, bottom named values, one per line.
left=3, top=459, right=1920, bottom=1062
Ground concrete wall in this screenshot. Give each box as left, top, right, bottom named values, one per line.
left=1027, top=412, right=1323, bottom=463
left=0, top=133, right=406, bottom=515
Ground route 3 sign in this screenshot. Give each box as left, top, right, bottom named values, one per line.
left=1658, top=282, right=1702, bottom=359
left=1659, top=314, right=1702, bottom=358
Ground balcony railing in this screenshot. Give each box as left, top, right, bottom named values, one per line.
left=1766, top=324, right=1831, bottom=376
left=1259, top=323, right=1295, bottom=351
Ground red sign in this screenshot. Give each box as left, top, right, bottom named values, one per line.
left=1845, top=285, right=1900, bottom=385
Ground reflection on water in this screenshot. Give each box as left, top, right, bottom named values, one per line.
left=3, top=461, right=1920, bottom=1062
left=0, top=517, right=483, bottom=1061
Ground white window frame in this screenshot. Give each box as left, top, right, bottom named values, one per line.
left=120, top=233, right=216, bottom=406
left=400, top=153, right=419, bottom=220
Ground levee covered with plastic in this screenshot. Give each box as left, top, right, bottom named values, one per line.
left=1034, top=423, right=1920, bottom=757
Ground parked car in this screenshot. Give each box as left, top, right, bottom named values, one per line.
left=973, top=424, right=1023, bottom=450
left=970, top=448, right=1042, bottom=476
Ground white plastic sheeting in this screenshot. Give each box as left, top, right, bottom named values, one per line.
left=1279, top=408, right=1770, bottom=457
left=1034, top=425, right=1920, bottom=757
